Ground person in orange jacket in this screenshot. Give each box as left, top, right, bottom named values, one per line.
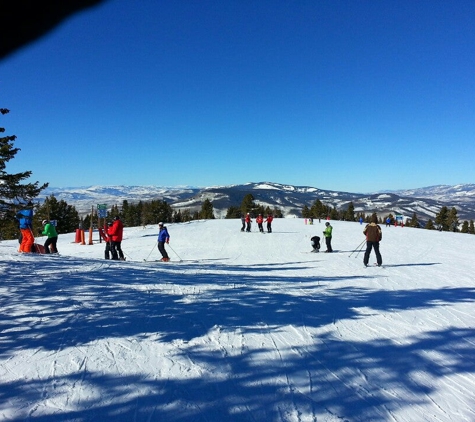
left=109, top=216, right=125, bottom=260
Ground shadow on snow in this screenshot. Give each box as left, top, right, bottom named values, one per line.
left=1, top=257, right=474, bottom=421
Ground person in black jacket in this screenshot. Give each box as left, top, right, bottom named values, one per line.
left=310, top=236, right=320, bottom=252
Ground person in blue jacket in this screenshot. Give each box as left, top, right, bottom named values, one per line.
left=157, top=222, right=170, bottom=261
left=16, top=209, right=34, bottom=253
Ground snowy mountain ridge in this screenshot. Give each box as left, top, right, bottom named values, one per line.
left=40, top=182, right=475, bottom=221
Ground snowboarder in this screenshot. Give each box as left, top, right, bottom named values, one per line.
left=266, top=214, right=273, bottom=233
left=363, top=215, right=382, bottom=267
left=256, top=214, right=264, bottom=232
left=157, top=222, right=170, bottom=261
left=16, top=209, right=34, bottom=253
left=109, top=216, right=125, bottom=260
left=245, top=213, right=252, bottom=232
left=41, top=220, right=58, bottom=253
left=310, top=235, right=320, bottom=252
left=323, top=222, right=333, bottom=252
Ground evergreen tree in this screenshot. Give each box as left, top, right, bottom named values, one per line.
left=272, top=207, right=283, bottom=218
left=145, top=200, right=173, bottom=225
left=469, top=220, right=475, bottom=235
left=408, top=212, right=420, bottom=228
left=200, top=198, right=215, bottom=219
left=344, top=202, right=355, bottom=221
left=425, top=219, right=435, bottom=230
left=36, top=195, right=80, bottom=234
left=225, top=206, right=242, bottom=219
left=447, top=207, right=459, bottom=232
left=310, top=199, right=325, bottom=219
left=0, top=109, right=48, bottom=239
left=241, top=194, right=256, bottom=215
left=172, top=209, right=183, bottom=223
left=434, top=206, right=449, bottom=231
left=181, top=209, right=193, bottom=222
left=108, top=204, right=121, bottom=222
left=301, top=205, right=310, bottom=218
left=461, top=221, right=469, bottom=233
left=329, top=207, right=339, bottom=220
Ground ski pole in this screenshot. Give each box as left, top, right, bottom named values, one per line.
left=167, top=243, right=182, bottom=262
left=144, top=242, right=157, bottom=261
left=354, top=241, right=366, bottom=258
left=348, top=239, right=366, bottom=258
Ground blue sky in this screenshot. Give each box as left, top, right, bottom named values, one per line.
left=1, top=0, right=474, bottom=193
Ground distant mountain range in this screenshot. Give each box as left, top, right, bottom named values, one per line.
left=39, top=182, right=475, bottom=222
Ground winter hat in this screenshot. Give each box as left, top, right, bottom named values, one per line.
left=325, top=222, right=330, bottom=226
left=42, top=220, right=48, bottom=225
left=158, top=222, right=163, bottom=226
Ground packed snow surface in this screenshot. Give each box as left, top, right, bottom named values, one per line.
left=1, top=219, right=475, bottom=421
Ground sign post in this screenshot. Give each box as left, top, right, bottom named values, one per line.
left=97, top=204, right=107, bottom=243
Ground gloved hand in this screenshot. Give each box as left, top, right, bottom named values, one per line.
left=166, top=239, right=169, bottom=244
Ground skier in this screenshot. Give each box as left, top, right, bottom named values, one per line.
left=16, top=209, right=34, bottom=253
left=323, top=221, right=333, bottom=252
left=41, top=220, right=58, bottom=253
left=245, top=213, right=252, bottom=232
left=109, top=216, right=125, bottom=260
left=256, top=214, right=264, bottom=233
left=310, top=235, right=320, bottom=252
left=240, top=215, right=245, bottom=232
left=157, top=222, right=170, bottom=261
left=104, top=221, right=113, bottom=259
left=363, top=215, right=382, bottom=267
left=266, top=214, right=273, bottom=233
left=386, top=217, right=391, bottom=227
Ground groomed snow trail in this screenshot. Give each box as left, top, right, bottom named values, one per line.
left=1, top=219, right=475, bottom=421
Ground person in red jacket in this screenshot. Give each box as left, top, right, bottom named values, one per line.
left=256, top=214, right=264, bottom=232
left=245, top=213, right=252, bottom=232
left=266, top=214, right=273, bottom=233
left=104, top=221, right=113, bottom=259
left=109, top=216, right=125, bottom=260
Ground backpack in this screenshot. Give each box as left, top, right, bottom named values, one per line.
left=17, top=209, right=33, bottom=229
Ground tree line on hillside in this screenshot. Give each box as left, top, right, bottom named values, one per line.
left=301, top=199, right=475, bottom=234
left=224, top=194, right=283, bottom=219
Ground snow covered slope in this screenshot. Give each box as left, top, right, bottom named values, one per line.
left=1, top=219, right=475, bottom=421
